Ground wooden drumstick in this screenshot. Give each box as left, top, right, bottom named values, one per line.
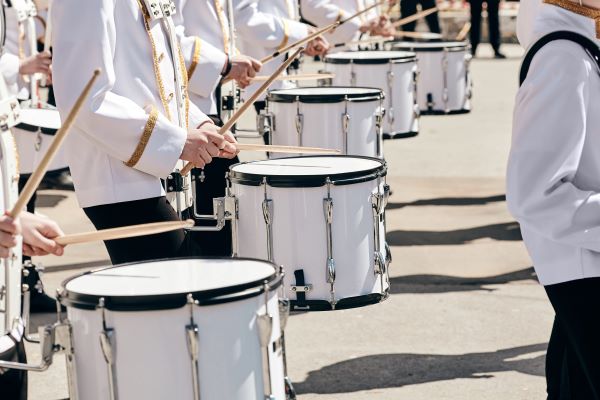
left=394, top=31, right=444, bottom=40
left=236, top=143, right=340, bottom=154
left=250, top=73, right=335, bottom=82
left=456, top=22, right=472, bottom=41
left=9, top=69, right=101, bottom=218
left=333, top=36, right=394, bottom=48
left=181, top=48, right=304, bottom=176
left=54, top=220, right=195, bottom=246
left=392, top=6, right=439, bottom=29
left=341, top=0, right=387, bottom=25
left=260, top=23, right=339, bottom=65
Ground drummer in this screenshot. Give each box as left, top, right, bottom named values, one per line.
left=51, top=0, right=238, bottom=265
left=174, top=0, right=262, bottom=256
left=301, top=0, right=395, bottom=48
left=233, top=0, right=330, bottom=121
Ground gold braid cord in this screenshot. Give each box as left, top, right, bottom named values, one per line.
left=126, top=106, right=159, bottom=168
left=213, top=0, right=231, bottom=54
left=187, top=37, right=201, bottom=79
left=544, top=0, right=600, bottom=38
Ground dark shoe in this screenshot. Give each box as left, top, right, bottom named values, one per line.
left=39, top=170, right=74, bottom=191
left=494, top=51, right=507, bottom=59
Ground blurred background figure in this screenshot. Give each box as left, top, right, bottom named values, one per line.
left=400, top=0, right=441, bottom=35
left=470, top=0, right=506, bottom=58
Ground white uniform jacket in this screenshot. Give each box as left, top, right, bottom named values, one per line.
left=234, top=0, right=309, bottom=99
left=300, top=0, right=362, bottom=46
left=507, top=1, right=600, bottom=286
left=52, top=0, right=210, bottom=208
left=174, top=0, right=229, bottom=114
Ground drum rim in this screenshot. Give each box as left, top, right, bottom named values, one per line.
left=324, top=51, right=417, bottom=65
left=58, top=257, right=282, bottom=311
left=267, top=86, right=384, bottom=104
left=229, top=155, right=387, bottom=188
left=391, top=41, right=470, bottom=52
left=16, top=105, right=60, bottom=134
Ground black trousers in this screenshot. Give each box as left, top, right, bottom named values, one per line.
left=189, top=156, right=239, bottom=257
left=400, top=0, right=441, bottom=33
left=545, top=278, right=600, bottom=399
left=0, top=337, right=27, bottom=400
left=84, top=196, right=194, bottom=265
left=469, top=0, right=501, bottom=53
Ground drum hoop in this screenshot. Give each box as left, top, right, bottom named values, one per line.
left=229, top=155, right=388, bottom=188
left=17, top=105, right=60, bottom=135
left=58, top=257, right=281, bottom=311
left=267, top=86, right=384, bottom=104
left=325, top=55, right=417, bottom=65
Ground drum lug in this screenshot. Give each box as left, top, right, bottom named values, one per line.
left=278, top=299, right=290, bottom=331
left=386, top=70, right=395, bottom=126
left=341, top=97, right=350, bottom=154
left=317, top=69, right=332, bottom=87
left=294, top=98, right=304, bottom=146
left=442, top=49, right=450, bottom=113
left=350, top=70, right=357, bottom=87
left=374, top=251, right=386, bottom=275
left=323, top=179, right=336, bottom=308
left=185, top=294, right=201, bottom=400
left=262, top=179, right=275, bottom=262
left=257, top=112, right=275, bottom=139
left=256, top=283, right=275, bottom=399
left=385, top=242, right=393, bottom=267
left=98, top=298, right=118, bottom=400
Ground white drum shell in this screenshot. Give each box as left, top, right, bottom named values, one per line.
left=267, top=98, right=383, bottom=158
left=0, top=129, right=22, bottom=335
left=66, top=289, right=285, bottom=400
left=232, top=177, right=388, bottom=304
left=326, top=58, right=419, bottom=136
left=393, top=45, right=472, bottom=113
left=13, top=128, right=68, bottom=174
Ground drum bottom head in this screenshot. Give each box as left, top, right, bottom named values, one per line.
left=383, top=130, right=419, bottom=140
left=421, top=108, right=471, bottom=116
left=291, top=292, right=388, bottom=312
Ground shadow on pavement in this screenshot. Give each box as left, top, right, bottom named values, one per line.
left=36, top=193, right=68, bottom=208
left=389, top=267, right=536, bottom=294
left=387, top=222, right=522, bottom=246
left=386, top=194, right=506, bottom=210
left=294, top=343, right=546, bottom=395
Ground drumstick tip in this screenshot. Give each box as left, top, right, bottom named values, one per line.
left=183, top=219, right=195, bottom=228
left=93, top=68, right=102, bottom=77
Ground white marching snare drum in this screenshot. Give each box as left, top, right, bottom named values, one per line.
left=228, top=156, right=391, bottom=311
left=59, top=258, right=288, bottom=400
left=391, top=41, right=473, bottom=114
left=263, top=87, right=385, bottom=159
left=14, top=106, right=68, bottom=173
left=324, top=51, right=419, bottom=140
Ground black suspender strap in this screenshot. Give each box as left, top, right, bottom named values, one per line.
left=293, top=269, right=307, bottom=308
left=520, top=30, right=600, bottom=86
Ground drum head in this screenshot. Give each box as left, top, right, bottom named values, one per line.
left=17, top=107, right=61, bottom=134
left=60, top=258, right=279, bottom=311
left=268, top=86, right=383, bottom=103
left=325, top=50, right=416, bottom=65
left=392, top=41, right=469, bottom=52
left=230, top=155, right=386, bottom=187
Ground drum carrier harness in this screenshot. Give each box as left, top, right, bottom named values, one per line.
left=519, top=30, right=600, bottom=86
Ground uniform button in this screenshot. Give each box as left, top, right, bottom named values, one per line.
left=158, top=53, right=165, bottom=63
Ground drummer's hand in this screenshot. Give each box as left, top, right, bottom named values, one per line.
left=19, top=51, right=52, bottom=76
left=218, top=131, right=239, bottom=159
left=182, top=122, right=237, bottom=168
left=21, top=212, right=64, bottom=257
left=225, top=55, right=262, bottom=89
left=371, top=16, right=395, bottom=37
left=0, top=214, right=20, bottom=258
left=305, top=30, right=330, bottom=57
